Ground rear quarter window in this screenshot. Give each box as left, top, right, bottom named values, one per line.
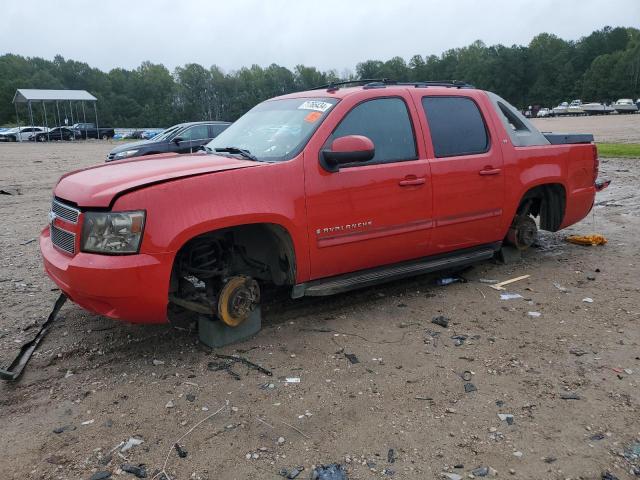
left=422, top=97, right=489, bottom=157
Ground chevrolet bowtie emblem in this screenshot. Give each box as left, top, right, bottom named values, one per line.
left=48, top=211, right=57, bottom=225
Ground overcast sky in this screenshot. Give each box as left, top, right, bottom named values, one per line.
left=1, top=0, right=638, bottom=74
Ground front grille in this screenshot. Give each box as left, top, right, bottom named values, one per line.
left=107, top=153, right=115, bottom=160
left=52, top=199, right=80, bottom=224
left=51, top=224, right=76, bottom=254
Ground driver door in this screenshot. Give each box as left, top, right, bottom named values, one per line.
left=303, top=93, right=432, bottom=280
left=171, top=125, right=210, bottom=154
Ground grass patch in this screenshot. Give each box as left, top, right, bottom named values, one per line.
left=597, top=143, right=640, bottom=158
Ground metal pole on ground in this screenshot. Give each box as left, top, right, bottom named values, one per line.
left=81, top=101, right=87, bottom=139
left=56, top=101, right=61, bottom=131
left=14, top=101, right=20, bottom=130
left=93, top=101, right=100, bottom=140
left=69, top=100, right=75, bottom=126
left=42, top=102, right=50, bottom=141
left=27, top=101, right=35, bottom=143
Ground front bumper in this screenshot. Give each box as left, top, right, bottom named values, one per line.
left=40, top=227, right=174, bottom=324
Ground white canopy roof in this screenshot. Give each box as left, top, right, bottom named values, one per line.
left=13, top=89, right=97, bottom=103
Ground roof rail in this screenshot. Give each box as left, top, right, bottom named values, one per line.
left=311, top=79, right=474, bottom=92
left=409, top=80, right=475, bottom=89
left=311, top=79, right=392, bottom=91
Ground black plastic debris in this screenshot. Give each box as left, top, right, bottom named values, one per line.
left=452, top=335, right=467, bottom=346
left=471, top=467, right=489, bottom=477
left=185, top=393, right=196, bottom=402
left=543, top=457, right=557, bottom=464
left=310, top=463, right=348, bottom=480
left=174, top=443, right=188, bottom=458
left=1, top=293, right=67, bottom=381
left=121, top=464, right=147, bottom=478
left=344, top=353, right=359, bottom=365
left=213, top=353, right=272, bottom=375
left=590, top=433, right=606, bottom=441
left=207, top=360, right=240, bottom=380
left=387, top=448, right=396, bottom=463
left=431, top=316, right=449, bottom=328
left=560, top=393, right=581, bottom=400
left=464, top=383, right=477, bottom=393
left=53, top=425, right=75, bottom=434
left=602, top=472, right=619, bottom=480
left=89, top=472, right=112, bottom=480
left=279, top=466, right=304, bottom=479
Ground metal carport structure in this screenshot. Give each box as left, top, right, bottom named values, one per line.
left=12, top=89, right=99, bottom=142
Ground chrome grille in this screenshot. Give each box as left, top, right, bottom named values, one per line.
left=52, top=199, right=80, bottom=224
left=51, top=224, right=76, bottom=254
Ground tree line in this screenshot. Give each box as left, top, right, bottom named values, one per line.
left=0, top=26, right=638, bottom=128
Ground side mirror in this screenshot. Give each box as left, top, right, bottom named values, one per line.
left=320, top=135, right=375, bottom=172
left=173, top=137, right=184, bottom=144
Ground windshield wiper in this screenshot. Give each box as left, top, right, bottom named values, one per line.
left=214, top=147, right=260, bottom=162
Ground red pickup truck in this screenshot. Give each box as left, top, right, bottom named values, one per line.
left=40, top=80, right=608, bottom=328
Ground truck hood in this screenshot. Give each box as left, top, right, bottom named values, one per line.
left=55, top=153, right=263, bottom=208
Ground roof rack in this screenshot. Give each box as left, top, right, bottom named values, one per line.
left=311, top=79, right=475, bottom=92
left=311, top=79, right=392, bottom=92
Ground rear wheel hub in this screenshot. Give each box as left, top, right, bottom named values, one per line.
left=507, top=215, right=538, bottom=250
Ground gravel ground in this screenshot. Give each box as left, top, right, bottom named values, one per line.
left=0, top=117, right=639, bottom=480
left=531, top=113, right=640, bottom=144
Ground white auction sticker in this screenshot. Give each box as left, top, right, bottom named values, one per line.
left=298, top=100, right=333, bottom=112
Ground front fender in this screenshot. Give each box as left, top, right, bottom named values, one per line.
left=112, top=159, right=311, bottom=282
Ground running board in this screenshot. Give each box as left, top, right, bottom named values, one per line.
left=292, top=243, right=500, bottom=298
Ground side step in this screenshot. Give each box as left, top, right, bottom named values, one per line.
left=292, top=243, right=499, bottom=298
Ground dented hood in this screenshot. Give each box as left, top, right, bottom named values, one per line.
left=54, top=153, right=262, bottom=207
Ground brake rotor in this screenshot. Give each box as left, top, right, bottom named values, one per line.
left=507, top=214, right=538, bottom=250
left=217, top=276, right=260, bottom=327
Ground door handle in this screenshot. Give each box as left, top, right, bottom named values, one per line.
left=399, top=177, right=426, bottom=186
left=479, top=167, right=502, bottom=176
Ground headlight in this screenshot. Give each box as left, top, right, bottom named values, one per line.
left=113, top=149, right=139, bottom=159
left=81, top=211, right=145, bottom=254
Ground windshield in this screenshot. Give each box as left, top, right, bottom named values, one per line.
left=151, top=125, right=183, bottom=141
left=206, top=98, right=338, bottom=162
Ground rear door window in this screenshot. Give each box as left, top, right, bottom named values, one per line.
left=422, top=97, right=489, bottom=157
left=329, top=97, right=417, bottom=164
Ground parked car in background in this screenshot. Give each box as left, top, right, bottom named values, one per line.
left=612, top=98, right=638, bottom=114
left=29, top=127, right=77, bottom=142
left=552, top=102, right=569, bottom=116
left=582, top=102, right=615, bottom=115
left=73, top=123, right=116, bottom=139
left=536, top=107, right=551, bottom=118
left=106, top=121, right=231, bottom=161
left=142, top=129, right=163, bottom=139
left=124, top=130, right=145, bottom=139
left=0, top=126, right=48, bottom=142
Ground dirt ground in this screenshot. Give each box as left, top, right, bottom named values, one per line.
left=1, top=115, right=639, bottom=480
left=531, top=114, right=640, bottom=144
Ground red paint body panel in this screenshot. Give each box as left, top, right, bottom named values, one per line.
left=40, top=86, right=602, bottom=324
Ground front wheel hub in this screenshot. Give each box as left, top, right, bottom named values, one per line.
left=507, top=215, right=538, bottom=250
left=217, top=276, right=260, bottom=327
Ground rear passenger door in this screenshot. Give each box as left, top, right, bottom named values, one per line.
left=418, top=94, right=504, bottom=253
